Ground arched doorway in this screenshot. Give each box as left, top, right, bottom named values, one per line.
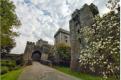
left=32, top=51, right=41, bottom=61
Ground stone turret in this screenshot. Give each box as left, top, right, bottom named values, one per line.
left=69, top=3, right=99, bottom=71
left=54, top=28, right=70, bottom=46
left=23, top=41, right=35, bottom=64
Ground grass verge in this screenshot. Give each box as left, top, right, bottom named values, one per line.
left=0, top=68, right=23, bottom=80
left=55, top=66, right=113, bottom=80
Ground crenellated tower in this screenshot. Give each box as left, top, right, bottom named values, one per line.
left=69, top=3, right=99, bottom=71
left=23, top=41, right=35, bottom=64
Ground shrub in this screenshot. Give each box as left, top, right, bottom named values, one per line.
left=0, top=66, right=9, bottom=74
left=55, top=43, right=71, bottom=66
left=1, top=60, right=16, bottom=67
left=0, top=60, right=17, bottom=74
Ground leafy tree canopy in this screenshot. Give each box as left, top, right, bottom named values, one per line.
left=0, top=0, right=21, bottom=53
left=56, top=43, right=71, bottom=61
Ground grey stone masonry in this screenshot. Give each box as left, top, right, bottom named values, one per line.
left=69, top=3, right=99, bottom=71
left=23, top=39, right=52, bottom=64
left=54, top=28, right=70, bottom=46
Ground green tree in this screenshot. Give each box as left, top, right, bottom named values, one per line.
left=56, top=43, right=71, bottom=66
left=79, top=10, right=119, bottom=79
left=0, top=0, right=21, bottom=54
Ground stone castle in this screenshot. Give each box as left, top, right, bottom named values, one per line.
left=23, top=39, right=52, bottom=64
left=23, top=28, right=70, bottom=64
left=23, top=3, right=99, bottom=71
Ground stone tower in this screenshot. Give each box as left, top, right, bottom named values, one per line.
left=69, top=3, right=99, bottom=71
left=54, top=28, right=70, bottom=64
left=54, top=28, right=70, bottom=46
left=23, top=41, right=35, bottom=64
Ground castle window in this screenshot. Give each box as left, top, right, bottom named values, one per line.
left=78, top=38, right=81, bottom=43
left=78, top=29, right=80, bottom=34
left=66, top=40, right=68, bottom=43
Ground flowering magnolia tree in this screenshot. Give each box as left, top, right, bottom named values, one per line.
left=79, top=10, right=119, bottom=79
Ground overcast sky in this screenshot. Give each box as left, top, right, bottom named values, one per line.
left=11, top=0, right=110, bottom=54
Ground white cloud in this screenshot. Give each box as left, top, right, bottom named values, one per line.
left=11, top=0, right=110, bottom=54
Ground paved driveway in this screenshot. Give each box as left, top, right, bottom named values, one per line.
left=18, top=61, right=81, bottom=80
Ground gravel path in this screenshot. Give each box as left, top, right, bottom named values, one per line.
left=18, top=61, right=81, bottom=80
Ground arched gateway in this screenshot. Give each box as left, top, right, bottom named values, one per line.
left=32, top=51, right=42, bottom=61
left=23, top=39, right=52, bottom=64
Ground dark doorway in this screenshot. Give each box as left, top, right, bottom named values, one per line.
left=32, top=51, right=41, bottom=61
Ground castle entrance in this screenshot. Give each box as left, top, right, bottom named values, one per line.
left=32, top=51, right=41, bottom=61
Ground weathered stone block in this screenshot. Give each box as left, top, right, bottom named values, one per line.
left=69, top=3, right=99, bottom=71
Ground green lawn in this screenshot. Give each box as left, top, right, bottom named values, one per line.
left=0, top=68, right=23, bottom=80
left=55, top=66, right=113, bottom=80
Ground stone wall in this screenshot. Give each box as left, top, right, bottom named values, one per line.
left=69, top=3, right=99, bottom=71
left=23, top=39, right=52, bottom=64
left=54, top=28, right=70, bottom=46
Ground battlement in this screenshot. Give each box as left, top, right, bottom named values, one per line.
left=36, top=39, right=49, bottom=46
left=27, top=41, right=35, bottom=45
left=72, top=3, right=99, bottom=19
left=70, top=3, right=99, bottom=28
